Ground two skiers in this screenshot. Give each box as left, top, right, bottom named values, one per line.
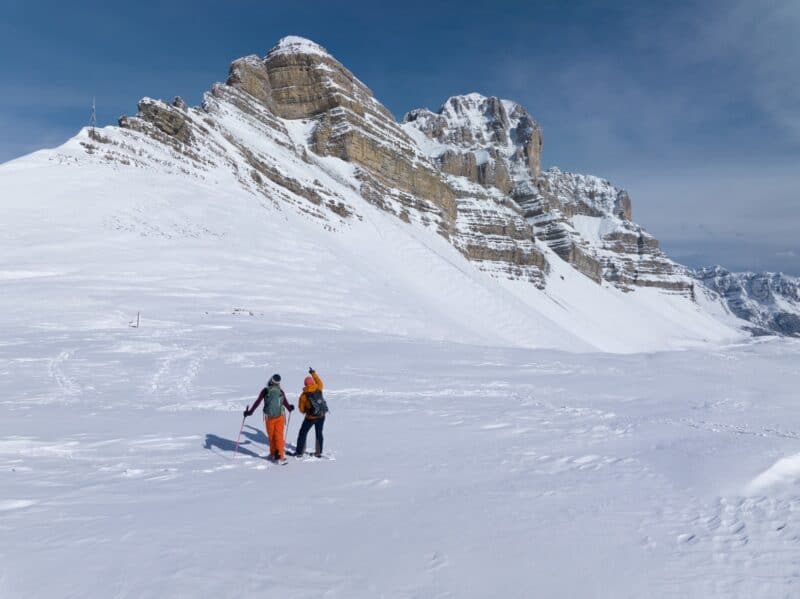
left=242, top=368, right=328, bottom=463
left=294, top=368, right=328, bottom=458
left=243, top=374, right=295, bottom=464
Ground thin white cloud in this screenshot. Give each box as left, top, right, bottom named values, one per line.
left=494, top=0, right=800, bottom=169
left=708, top=1, right=800, bottom=141
left=619, top=162, right=800, bottom=274
left=486, top=2, right=800, bottom=274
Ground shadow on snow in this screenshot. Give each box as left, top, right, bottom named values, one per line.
left=203, top=425, right=298, bottom=458
left=204, top=425, right=266, bottom=458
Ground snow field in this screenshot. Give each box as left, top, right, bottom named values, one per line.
left=1, top=317, right=799, bottom=597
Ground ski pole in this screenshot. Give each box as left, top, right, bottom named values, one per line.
left=233, top=412, right=246, bottom=458
left=286, top=409, right=292, bottom=440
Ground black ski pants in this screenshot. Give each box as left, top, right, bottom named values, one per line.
left=295, top=417, right=325, bottom=455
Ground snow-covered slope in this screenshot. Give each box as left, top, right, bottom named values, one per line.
left=2, top=315, right=799, bottom=598
left=694, top=267, right=800, bottom=337
left=0, top=36, right=740, bottom=352
left=0, top=138, right=733, bottom=353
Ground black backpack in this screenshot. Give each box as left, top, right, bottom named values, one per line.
left=306, top=390, right=328, bottom=417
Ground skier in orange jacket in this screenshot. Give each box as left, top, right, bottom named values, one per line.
left=294, top=368, right=328, bottom=457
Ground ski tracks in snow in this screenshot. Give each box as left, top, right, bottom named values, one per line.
left=149, top=344, right=219, bottom=405
left=48, top=349, right=81, bottom=400
left=149, top=347, right=203, bottom=398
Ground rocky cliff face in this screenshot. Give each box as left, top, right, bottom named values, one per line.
left=211, top=38, right=456, bottom=229
left=104, top=35, right=697, bottom=294
left=114, top=37, right=548, bottom=285
left=403, top=95, right=691, bottom=293
left=523, top=168, right=691, bottom=291
left=256, top=38, right=459, bottom=225
left=694, top=267, right=800, bottom=337
left=404, top=93, right=542, bottom=193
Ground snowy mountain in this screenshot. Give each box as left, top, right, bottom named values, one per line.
left=6, top=35, right=800, bottom=599
left=0, top=36, right=740, bottom=352
left=694, top=267, right=800, bottom=337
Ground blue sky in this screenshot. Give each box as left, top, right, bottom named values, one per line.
left=1, top=0, right=798, bottom=274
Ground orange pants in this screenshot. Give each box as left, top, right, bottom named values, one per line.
left=264, top=414, right=286, bottom=459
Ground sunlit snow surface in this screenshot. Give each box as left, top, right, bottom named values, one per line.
left=2, top=324, right=799, bottom=598
left=1, top=132, right=797, bottom=597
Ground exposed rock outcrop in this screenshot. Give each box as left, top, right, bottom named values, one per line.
left=404, top=99, right=690, bottom=293
left=124, top=97, right=193, bottom=145
left=404, top=93, right=542, bottom=188
left=261, top=38, right=458, bottom=226
left=226, top=55, right=275, bottom=108
left=522, top=169, right=691, bottom=292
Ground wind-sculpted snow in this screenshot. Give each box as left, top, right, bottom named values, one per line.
left=694, top=267, right=800, bottom=337
left=267, top=35, right=333, bottom=59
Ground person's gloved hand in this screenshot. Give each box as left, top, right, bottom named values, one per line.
left=308, top=367, right=315, bottom=374
left=243, top=408, right=250, bottom=418
left=288, top=404, right=295, bottom=412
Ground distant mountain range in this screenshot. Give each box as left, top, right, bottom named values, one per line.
left=694, top=267, right=800, bottom=337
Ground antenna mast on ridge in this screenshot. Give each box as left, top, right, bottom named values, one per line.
left=89, top=96, right=97, bottom=139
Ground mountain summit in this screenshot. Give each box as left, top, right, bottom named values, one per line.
left=121, top=36, right=689, bottom=294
